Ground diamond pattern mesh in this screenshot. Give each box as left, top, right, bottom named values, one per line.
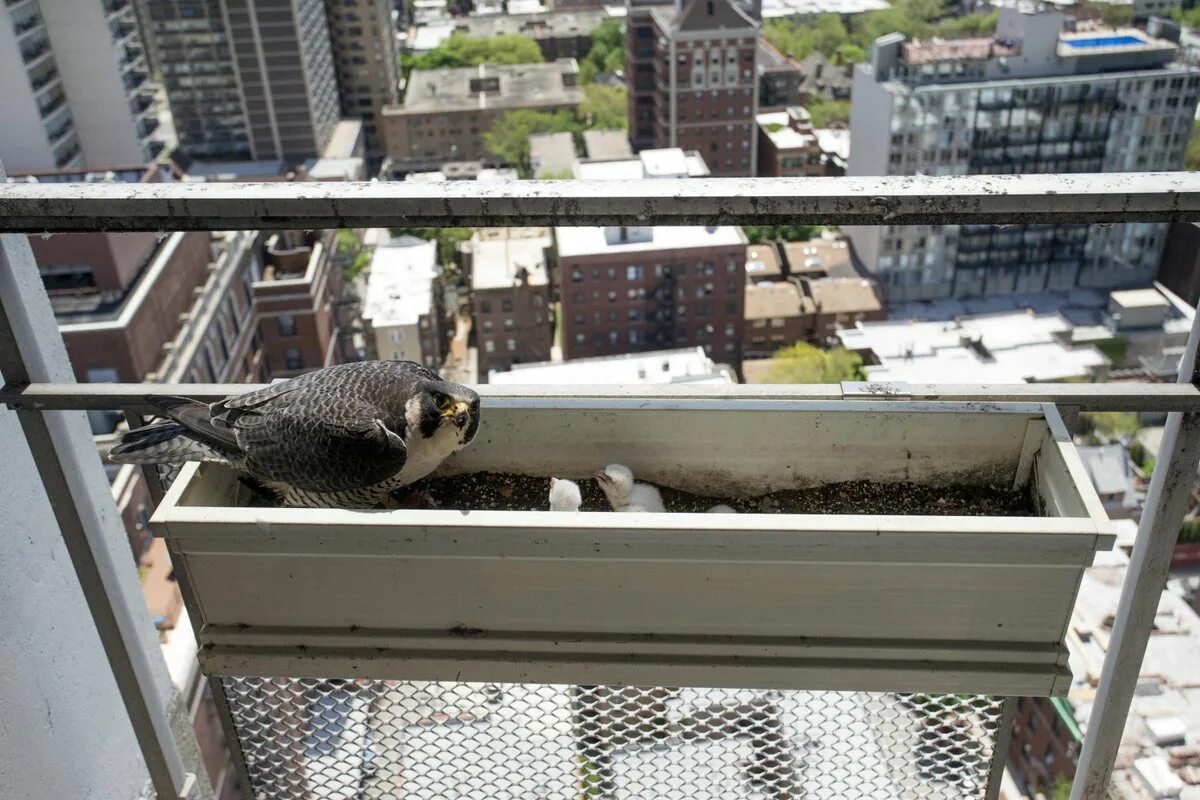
left=222, top=678, right=1005, bottom=799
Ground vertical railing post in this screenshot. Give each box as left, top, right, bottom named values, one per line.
left=1070, top=307, right=1200, bottom=800
left=0, top=204, right=193, bottom=794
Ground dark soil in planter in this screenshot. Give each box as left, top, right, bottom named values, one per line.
left=407, top=472, right=1035, bottom=516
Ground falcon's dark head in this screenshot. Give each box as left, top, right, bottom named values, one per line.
left=408, top=379, right=481, bottom=446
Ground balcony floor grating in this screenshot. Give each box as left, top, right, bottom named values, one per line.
left=222, top=678, right=1006, bottom=800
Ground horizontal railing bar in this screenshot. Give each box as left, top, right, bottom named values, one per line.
left=2, top=380, right=1196, bottom=413
left=1, top=173, right=1199, bottom=230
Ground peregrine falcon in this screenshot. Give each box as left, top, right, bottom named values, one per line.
left=110, top=361, right=481, bottom=508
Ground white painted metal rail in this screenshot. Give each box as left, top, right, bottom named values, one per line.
left=1, top=175, right=1199, bottom=800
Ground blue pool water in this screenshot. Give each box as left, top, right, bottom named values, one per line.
left=1063, top=35, right=1146, bottom=49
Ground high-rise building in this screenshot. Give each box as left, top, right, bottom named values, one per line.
left=624, top=0, right=759, bottom=176
left=146, top=0, right=341, bottom=163
left=468, top=228, right=554, bottom=379
left=324, top=0, right=399, bottom=157
left=0, top=0, right=160, bottom=172
left=847, top=7, right=1200, bottom=302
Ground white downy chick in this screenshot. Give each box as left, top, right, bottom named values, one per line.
left=707, top=504, right=737, bottom=513
left=595, top=463, right=666, bottom=513
left=549, top=477, right=583, bottom=512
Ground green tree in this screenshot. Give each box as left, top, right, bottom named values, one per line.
left=762, top=343, right=866, bottom=383
left=1051, top=778, right=1072, bottom=800
left=484, top=109, right=580, bottom=176
left=1187, top=121, right=1200, bottom=171
left=1172, top=6, right=1200, bottom=28
left=388, top=227, right=472, bottom=275
left=805, top=96, right=851, bottom=128
left=743, top=225, right=820, bottom=243
left=580, top=84, right=628, bottom=130
left=402, top=32, right=544, bottom=73
left=336, top=229, right=371, bottom=280
left=580, top=18, right=624, bottom=84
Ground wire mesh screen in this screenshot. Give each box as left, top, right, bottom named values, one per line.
left=222, top=678, right=1006, bottom=800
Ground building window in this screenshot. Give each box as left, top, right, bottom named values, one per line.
left=277, top=314, right=297, bottom=337
left=502, top=299, right=513, bottom=312
left=770, top=318, right=785, bottom=328
left=284, top=348, right=303, bottom=370
left=390, top=330, right=403, bottom=343
left=627, top=265, right=645, bottom=280
left=504, top=319, right=514, bottom=331
left=481, top=299, right=492, bottom=313
left=575, top=333, right=586, bottom=345
left=506, top=339, right=516, bottom=351
left=483, top=320, right=494, bottom=332
left=533, top=294, right=544, bottom=307
left=485, top=340, right=495, bottom=353
left=571, top=269, right=583, bottom=283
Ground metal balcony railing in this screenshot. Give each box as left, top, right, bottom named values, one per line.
left=1, top=173, right=1200, bottom=800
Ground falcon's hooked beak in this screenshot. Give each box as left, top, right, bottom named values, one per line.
left=594, top=470, right=610, bottom=486
left=442, top=401, right=471, bottom=429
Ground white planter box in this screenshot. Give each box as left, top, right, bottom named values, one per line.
left=152, top=399, right=1112, bottom=696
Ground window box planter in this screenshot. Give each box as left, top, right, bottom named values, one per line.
left=152, top=399, right=1111, bottom=696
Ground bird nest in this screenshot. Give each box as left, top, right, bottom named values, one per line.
left=409, top=472, right=1035, bottom=516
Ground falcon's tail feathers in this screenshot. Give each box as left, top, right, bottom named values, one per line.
left=108, top=421, right=232, bottom=464
left=145, top=395, right=242, bottom=453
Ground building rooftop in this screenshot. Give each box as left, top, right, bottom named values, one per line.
left=757, top=110, right=817, bottom=152
left=304, top=157, right=364, bottom=181
left=836, top=309, right=1110, bottom=383
left=469, top=229, right=552, bottom=291
left=760, top=0, right=890, bottom=17
left=362, top=235, right=439, bottom=328
left=902, top=36, right=1020, bottom=65
left=450, top=9, right=608, bottom=41
left=745, top=281, right=812, bottom=320
left=391, top=59, right=583, bottom=115
left=1111, top=287, right=1171, bottom=311
left=1067, top=552, right=1200, bottom=798
left=745, top=243, right=783, bottom=280
left=582, top=129, right=633, bottom=161
left=781, top=237, right=855, bottom=278
left=814, top=128, right=850, bottom=163
left=810, top=278, right=883, bottom=316
left=1058, top=28, right=1177, bottom=59
left=488, top=346, right=736, bottom=385
left=573, top=148, right=711, bottom=179
left=529, top=131, right=577, bottom=178
left=1076, top=445, right=1137, bottom=501
left=181, top=159, right=290, bottom=182
left=555, top=224, right=747, bottom=258
left=323, top=119, right=363, bottom=159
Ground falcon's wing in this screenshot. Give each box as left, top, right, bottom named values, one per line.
left=235, top=399, right=408, bottom=493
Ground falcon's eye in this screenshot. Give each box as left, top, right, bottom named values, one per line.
left=434, top=393, right=453, bottom=409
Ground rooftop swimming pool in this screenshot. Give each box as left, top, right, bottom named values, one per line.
left=1063, top=35, right=1146, bottom=49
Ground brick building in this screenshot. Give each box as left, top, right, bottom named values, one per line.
left=756, top=106, right=828, bottom=177
left=625, top=0, right=759, bottom=175
left=451, top=9, right=607, bottom=61
left=381, top=59, right=583, bottom=173
left=254, top=230, right=345, bottom=378
left=468, top=229, right=555, bottom=378
left=556, top=224, right=747, bottom=362
left=757, top=39, right=801, bottom=110
left=325, top=0, right=400, bottom=157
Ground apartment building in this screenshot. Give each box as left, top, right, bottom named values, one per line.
left=756, top=106, right=827, bottom=177
left=146, top=0, right=341, bottom=162
left=743, top=276, right=884, bottom=358
left=254, top=230, right=345, bottom=378
left=325, top=0, right=399, bottom=156
left=445, top=9, right=607, bottom=61
left=757, top=39, right=800, bottom=110
left=625, top=0, right=759, bottom=175
left=847, top=7, right=1200, bottom=301
left=362, top=235, right=447, bottom=367
left=381, top=59, right=583, bottom=172
left=557, top=224, right=747, bottom=362
left=0, top=0, right=158, bottom=172
left=467, top=229, right=555, bottom=378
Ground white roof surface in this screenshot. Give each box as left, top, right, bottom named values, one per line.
left=556, top=224, right=746, bottom=257
left=757, top=110, right=815, bottom=150
left=470, top=230, right=551, bottom=290
left=837, top=310, right=1109, bottom=383
left=488, top=347, right=735, bottom=385
left=363, top=235, right=439, bottom=327
left=573, top=148, right=711, bottom=180
left=814, top=128, right=850, bottom=161
left=760, top=0, right=890, bottom=16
